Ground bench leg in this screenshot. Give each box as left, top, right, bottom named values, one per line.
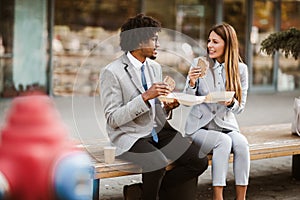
left=292, top=154, right=300, bottom=180
left=92, top=179, right=100, bottom=200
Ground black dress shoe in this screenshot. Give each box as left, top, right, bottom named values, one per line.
left=123, top=183, right=143, bottom=200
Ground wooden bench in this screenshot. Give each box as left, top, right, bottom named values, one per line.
left=83, top=123, right=300, bottom=200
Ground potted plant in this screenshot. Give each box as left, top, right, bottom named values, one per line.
left=261, top=27, right=300, bottom=89
left=260, top=27, right=300, bottom=60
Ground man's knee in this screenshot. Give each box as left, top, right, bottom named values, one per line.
left=185, top=155, right=208, bottom=176
left=195, top=156, right=209, bottom=175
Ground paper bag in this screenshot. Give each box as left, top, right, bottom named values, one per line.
left=292, top=97, right=300, bottom=136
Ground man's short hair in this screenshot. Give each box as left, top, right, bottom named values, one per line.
left=120, top=13, right=161, bottom=52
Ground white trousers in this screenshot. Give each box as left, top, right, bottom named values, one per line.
left=190, top=127, right=250, bottom=186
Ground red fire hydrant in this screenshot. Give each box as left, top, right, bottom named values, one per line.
left=0, top=94, right=93, bottom=200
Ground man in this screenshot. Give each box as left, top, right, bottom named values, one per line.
left=100, top=14, right=208, bottom=200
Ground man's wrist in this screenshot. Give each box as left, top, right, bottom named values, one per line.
left=141, top=92, right=151, bottom=107
left=142, top=92, right=150, bottom=102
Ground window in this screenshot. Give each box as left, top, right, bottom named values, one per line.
left=278, top=1, right=300, bottom=90
left=0, top=0, right=14, bottom=97
left=52, top=0, right=141, bottom=96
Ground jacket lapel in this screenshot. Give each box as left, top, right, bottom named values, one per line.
left=122, top=54, right=145, bottom=94
left=146, top=62, right=156, bottom=83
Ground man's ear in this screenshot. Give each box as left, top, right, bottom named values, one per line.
left=138, top=42, right=144, bottom=49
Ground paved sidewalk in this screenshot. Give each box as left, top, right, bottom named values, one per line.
left=97, top=91, right=300, bottom=200
left=99, top=157, right=300, bottom=200
left=0, top=90, right=299, bottom=199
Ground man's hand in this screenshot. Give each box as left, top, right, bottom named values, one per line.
left=163, top=99, right=180, bottom=113
left=142, top=82, right=170, bottom=102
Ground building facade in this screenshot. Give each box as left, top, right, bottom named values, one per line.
left=0, top=0, right=299, bottom=97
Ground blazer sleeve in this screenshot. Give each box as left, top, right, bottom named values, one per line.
left=227, top=63, right=249, bottom=114
left=183, top=58, right=198, bottom=95
left=100, top=67, right=150, bottom=129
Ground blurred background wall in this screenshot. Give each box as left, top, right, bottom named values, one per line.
left=0, top=0, right=299, bottom=98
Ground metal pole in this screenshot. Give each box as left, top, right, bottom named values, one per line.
left=47, top=0, right=54, bottom=96
left=273, top=0, right=281, bottom=91
left=215, top=0, right=223, bottom=24
left=246, top=0, right=254, bottom=91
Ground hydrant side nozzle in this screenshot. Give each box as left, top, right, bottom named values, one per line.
left=0, top=171, right=10, bottom=199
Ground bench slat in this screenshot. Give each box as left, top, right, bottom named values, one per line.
left=85, top=123, right=300, bottom=179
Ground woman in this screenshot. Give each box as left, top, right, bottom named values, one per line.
left=184, top=23, right=250, bottom=200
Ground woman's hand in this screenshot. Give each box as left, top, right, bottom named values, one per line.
left=188, top=67, right=202, bottom=87
left=219, top=97, right=234, bottom=107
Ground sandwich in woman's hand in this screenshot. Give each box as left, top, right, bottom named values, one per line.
left=196, top=56, right=209, bottom=78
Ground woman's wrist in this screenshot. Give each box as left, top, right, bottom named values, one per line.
left=188, top=80, right=196, bottom=89
left=227, top=99, right=235, bottom=108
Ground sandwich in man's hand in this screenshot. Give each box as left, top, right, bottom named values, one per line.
left=163, top=76, right=176, bottom=92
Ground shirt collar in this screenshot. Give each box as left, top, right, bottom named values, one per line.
left=127, top=52, right=145, bottom=70
left=212, top=60, right=224, bottom=70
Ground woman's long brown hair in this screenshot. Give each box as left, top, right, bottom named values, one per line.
left=208, top=23, right=243, bottom=104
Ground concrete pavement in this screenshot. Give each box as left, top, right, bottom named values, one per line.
left=0, top=90, right=299, bottom=199
left=96, top=90, right=300, bottom=200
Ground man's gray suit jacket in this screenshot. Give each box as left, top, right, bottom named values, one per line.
left=100, top=53, right=169, bottom=156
